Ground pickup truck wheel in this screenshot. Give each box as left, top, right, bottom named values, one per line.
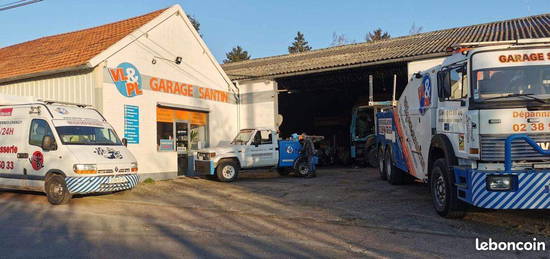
left=378, top=146, right=386, bottom=180
left=45, top=174, right=72, bottom=205
left=430, top=158, right=466, bottom=218
left=216, top=160, right=239, bottom=182
left=295, top=158, right=315, bottom=178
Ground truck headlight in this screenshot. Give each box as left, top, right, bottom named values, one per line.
left=486, top=175, right=514, bottom=191
left=73, top=164, right=97, bottom=174
left=131, top=162, right=138, bottom=173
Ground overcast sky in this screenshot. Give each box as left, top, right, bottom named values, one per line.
left=1, top=0, right=549, bottom=62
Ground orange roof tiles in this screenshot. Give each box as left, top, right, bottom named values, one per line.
left=0, top=8, right=167, bottom=82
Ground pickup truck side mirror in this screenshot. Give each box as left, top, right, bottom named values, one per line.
left=41, top=135, right=57, bottom=151
left=122, top=138, right=128, bottom=147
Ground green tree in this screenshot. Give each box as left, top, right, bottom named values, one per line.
left=223, top=46, right=251, bottom=63
left=187, top=14, right=201, bottom=36
left=288, top=31, right=312, bottom=53
left=365, top=28, right=391, bottom=42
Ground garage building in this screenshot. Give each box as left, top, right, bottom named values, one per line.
left=0, top=5, right=276, bottom=180
left=223, top=13, right=550, bottom=165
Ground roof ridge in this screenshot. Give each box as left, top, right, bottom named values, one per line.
left=0, top=7, right=168, bottom=51
left=222, top=12, right=550, bottom=67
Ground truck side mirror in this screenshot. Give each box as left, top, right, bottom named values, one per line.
left=41, top=135, right=57, bottom=151
left=122, top=138, right=128, bottom=147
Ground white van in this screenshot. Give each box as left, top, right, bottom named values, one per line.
left=0, top=97, right=139, bottom=204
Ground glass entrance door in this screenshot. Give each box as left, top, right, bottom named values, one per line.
left=175, top=121, right=189, bottom=176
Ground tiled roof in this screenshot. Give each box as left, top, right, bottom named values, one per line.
left=0, top=8, right=167, bottom=83
left=222, top=13, right=550, bottom=80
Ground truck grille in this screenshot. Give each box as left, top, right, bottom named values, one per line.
left=480, top=134, right=550, bottom=161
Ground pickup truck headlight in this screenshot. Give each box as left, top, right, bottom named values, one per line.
left=131, top=162, right=138, bottom=173
left=486, top=175, right=514, bottom=191
left=197, top=152, right=216, bottom=160
left=73, top=164, right=97, bottom=174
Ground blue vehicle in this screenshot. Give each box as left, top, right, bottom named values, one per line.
left=374, top=41, right=550, bottom=218
left=195, top=128, right=318, bottom=182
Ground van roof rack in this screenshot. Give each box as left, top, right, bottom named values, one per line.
left=37, top=99, right=89, bottom=108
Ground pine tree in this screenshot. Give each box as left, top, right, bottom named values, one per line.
left=223, top=46, right=251, bottom=63
left=187, top=14, right=201, bottom=36
left=288, top=31, right=312, bottom=53
left=365, top=28, right=391, bottom=42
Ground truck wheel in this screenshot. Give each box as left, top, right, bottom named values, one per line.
left=216, top=160, right=239, bottom=182
left=430, top=158, right=466, bottom=218
left=366, top=146, right=378, bottom=168
left=378, top=146, right=386, bottom=180
left=295, top=158, right=316, bottom=178
left=384, top=146, right=408, bottom=185
left=277, top=168, right=290, bottom=176
left=45, top=174, right=72, bottom=205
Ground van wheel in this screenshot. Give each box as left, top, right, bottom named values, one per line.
left=384, top=146, right=409, bottom=185
left=430, top=158, right=466, bottom=218
left=45, top=174, right=72, bottom=205
left=216, top=160, right=239, bottom=182
left=378, top=146, right=386, bottom=180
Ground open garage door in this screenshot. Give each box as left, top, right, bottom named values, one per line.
left=276, top=63, right=407, bottom=166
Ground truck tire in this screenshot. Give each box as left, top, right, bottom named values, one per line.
left=45, top=174, right=72, bottom=205
left=384, top=146, right=408, bottom=185
left=277, top=167, right=290, bottom=176
left=366, top=146, right=378, bottom=168
left=216, top=159, right=239, bottom=182
left=295, top=158, right=316, bottom=178
left=430, top=158, right=467, bottom=218
left=378, top=146, right=387, bottom=180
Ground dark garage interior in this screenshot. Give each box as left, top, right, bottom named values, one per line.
left=276, top=63, right=408, bottom=165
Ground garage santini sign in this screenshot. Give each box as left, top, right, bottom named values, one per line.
left=107, top=62, right=230, bottom=103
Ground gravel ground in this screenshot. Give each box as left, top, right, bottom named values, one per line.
left=0, top=167, right=548, bottom=258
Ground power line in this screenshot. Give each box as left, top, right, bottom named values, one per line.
left=0, top=0, right=42, bottom=11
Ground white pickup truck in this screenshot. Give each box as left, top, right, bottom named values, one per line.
left=194, top=128, right=316, bottom=181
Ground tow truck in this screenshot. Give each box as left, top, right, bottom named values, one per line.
left=375, top=39, right=550, bottom=218
left=194, top=128, right=318, bottom=182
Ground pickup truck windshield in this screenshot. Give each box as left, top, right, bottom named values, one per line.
left=56, top=126, right=122, bottom=145
left=474, top=65, right=550, bottom=101
left=231, top=130, right=254, bottom=145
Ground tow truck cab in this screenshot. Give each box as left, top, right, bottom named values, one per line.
left=376, top=39, right=550, bottom=217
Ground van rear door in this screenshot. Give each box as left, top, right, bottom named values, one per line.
left=0, top=107, right=26, bottom=188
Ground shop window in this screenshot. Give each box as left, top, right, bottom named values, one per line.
left=29, top=119, right=54, bottom=147
left=156, top=107, right=209, bottom=151
left=157, top=122, right=174, bottom=151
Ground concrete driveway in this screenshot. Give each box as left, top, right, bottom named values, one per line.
left=0, top=168, right=548, bottom=258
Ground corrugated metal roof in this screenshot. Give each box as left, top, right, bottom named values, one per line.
left=0, top=8, right=167, bottom=83
left=222, top=13, right=550, bottom=80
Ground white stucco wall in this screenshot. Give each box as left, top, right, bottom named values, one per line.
left=100, top=9, right=239, bottom=177
left=237, top=79, right=278, bottom=130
